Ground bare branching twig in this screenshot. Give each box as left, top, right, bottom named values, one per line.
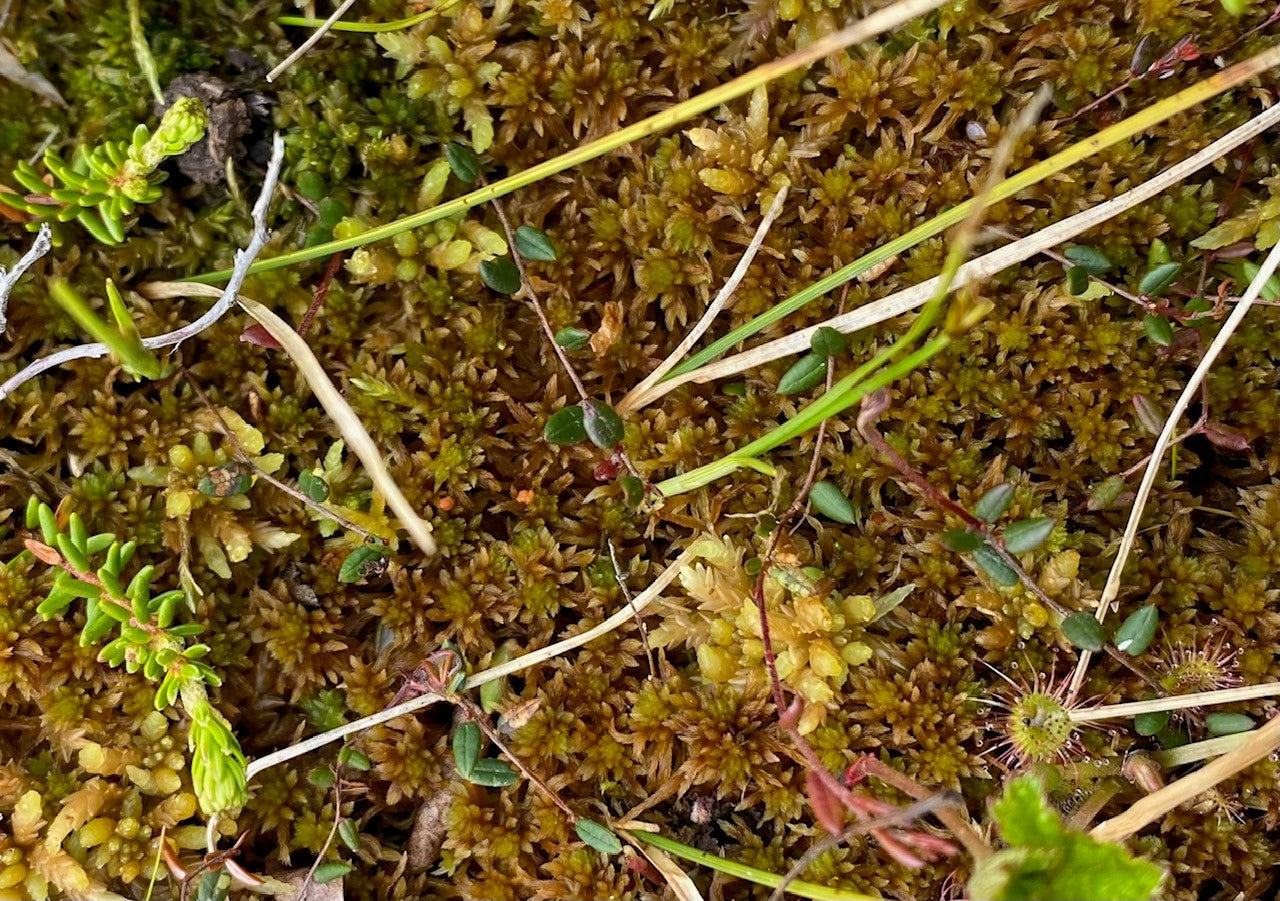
left=0, top=221, right=51, bottom=334
left=0, top=134, right=286, bottom=401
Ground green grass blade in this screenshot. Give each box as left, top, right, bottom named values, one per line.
left=668, top=43, right=1280, bottom=378
left=628, top=830, right=877, bottom=901
left=188, top=0, right=948, bottom=284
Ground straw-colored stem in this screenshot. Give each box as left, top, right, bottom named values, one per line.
left=1069, top=682, right=1280, bottom=723
left=669, top=44, right=1280, bottom=379
left=277, top=0, right=464, bottom=33
left=187, top=0, right=948, bottom=284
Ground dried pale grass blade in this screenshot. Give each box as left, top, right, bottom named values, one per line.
left=233, top=295, right=437, bottom=557
left=1068, top=682, right=1280, bottom=723
left=266, top=0, right=358, bottom=82
left=626, top=101, right=1280, bottom=410
left=466, top=546, right=694, bottom=689
left=245, top=546, right=693, bottom=781
left=1091, top=714, right=1280, bottom=843
left=618, top=184, right=789, bottom=413
left=1069, top=227, right=1280, bottom=696
left=636, top=842, right=705, bottom=901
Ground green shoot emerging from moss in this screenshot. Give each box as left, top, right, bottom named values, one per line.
left=0, top=97, right=207, bottom=244
left=15, top=498, right=246, bottom=817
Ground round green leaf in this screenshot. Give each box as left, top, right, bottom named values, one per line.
left=544, top=405, right=586, bottom=445
left=308, top=767, right=335, bottom=789
left=1143, top=314, right=1174, bottom=346
left=1138, top=262, right=1182, bottom=297
left=778, top=353, right=827, bottom=395
left=1156, top=726, right=1189, bottom=749
left=942, top=528, right=983, bottom=552
left=1113, top=605, right=1158, bottom=656
left=810, top=326, right=847, bottom=358
left=1133, top=711, right=1168, bottom=736
left=1002, top=517, right=1055, bottom=554
left=575, top=818, right=623, bottom=855
left=452, top=721, right=481, bottom=778
left=620, top=475, right=645, bottom=508
left=514, top=224, right=558, bottom=262
left=582, top=399, right=624, bottom=449
left=312, top=862, right=351, bottom=885
left=444, top=142, right=479, bottom=183
left=1063, top=245, right=1112, bottom=275
left=299, top=470, right=329, bottom=502
left=554, top=327, right=590, bottom=350
left=466, top=758, right=518, bottom=787
left=1061, top=612, right=1105, bottom=651
left=1206, top=712, right=1254, bottom=736
left=296, top=170, right=326, bottom=203
left=1220, top=0, right=1247, bottom=15
left=972, top=544, right=1019, bottom=587
left=339, top=747, right=371, bottom=771
left=808, top=480, right=856, bottom=524
left=338, top=544, right=387, bottom=584
left=480, top=257, right=521, bottom=294
left=973, top=483, right=1015, bottom=523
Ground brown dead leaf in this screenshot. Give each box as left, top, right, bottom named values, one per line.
left=407, top=788, right=453, bottom=871
left=590, top=301, right=624, bottom=355
left=0, top=42, right=65, bottom=107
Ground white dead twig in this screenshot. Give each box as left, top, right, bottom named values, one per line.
left=0, top=134, right=286, bottom=402
left=618, top=185, right=789, bottom=414
left=244, top=546, right=694, bottom=781
left=266, top=0, right=358, bottom=83
left=1068, top=233, right=1280, bottom=697
left=621, top=102, right=1280, bottom=411
left=0, top=222, right=52, bottom=334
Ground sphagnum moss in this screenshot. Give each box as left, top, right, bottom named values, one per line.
left=4, top=0, right=1280, bottom=897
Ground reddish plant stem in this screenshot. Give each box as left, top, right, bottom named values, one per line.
left=298, top=251, right=344, bottom=336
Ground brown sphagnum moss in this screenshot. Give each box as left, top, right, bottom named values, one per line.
left=3, top=0, right=1280, bottom=897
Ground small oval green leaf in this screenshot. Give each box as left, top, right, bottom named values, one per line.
left=1143, top=314, right=1174, bottom=346
left=480, top=257, right=521, bottom=294
left=338, top=544, right=387, bottom=584
left=810, top=326, right=846, bottom=358
left=942, top=528, right=983, bottom=552
left=1113, top=605, right=1158, bottom=656
left=1065, top=265, right=1090, bottom=296
left=1088, top=475, right=1127, bottom=511
left=575, top=818, right=623, bottom=855
left=466, top=758, right=518, bottom=787
left=1063, top=245, right=1112, bottom=275
left=299, top=470, right=329, bottom=502
left=972, top=544, right=1019, bottom=587
left=582, top=399, right=624, bottom=449
left=973, top=483, right=1015, bottom=523
left=1002, top=517, right=1055, bottom=554
left=808, top=481, right=856, bottom=524
left=308, top=767, right=335, bottom=789
left=444, top=142, right=479, bottom=183
left=778, top=353, right=827, bottom=395
left=1147, top=239, right=1172, bottom=267
left=338, top=818, right=360, bottom=852
left=514, top=224, right=557, bottom=262
left=1062, top=612, right=1105, bottom=651
left=312, top=862, right=351, bottom=885
left=1206, top=712, right=1254, bottom=736
left=339, top=747, right=371, bottom=771
left=620, top=474, right=645, bottom=508
left=544, top=405, right=586, bottom=445
left=1138, top=262, right=1182, bottom=297
left=554, top=327, right=590, bottom=350
left=1133, top=711, right=1168, bottom=736
left=452, top=722, right=481, bottom=778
